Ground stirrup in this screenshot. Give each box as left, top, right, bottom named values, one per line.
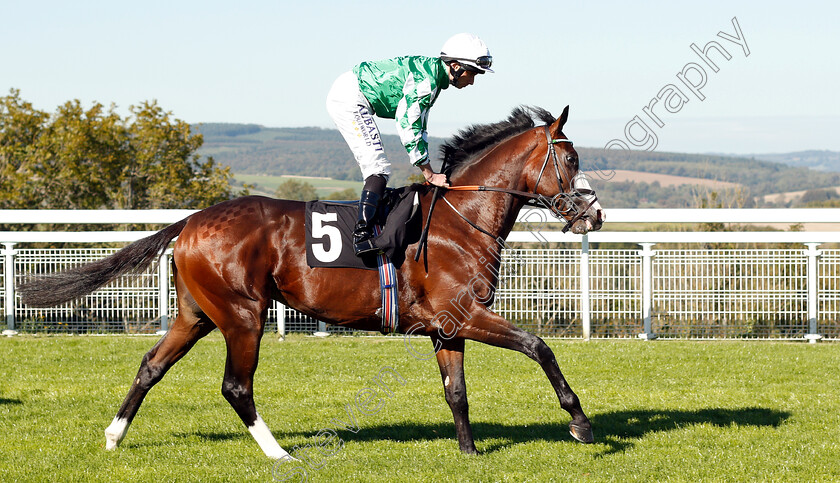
left=354, top=238, right=380, bottom=256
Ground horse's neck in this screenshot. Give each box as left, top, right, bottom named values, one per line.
left=453, top=129, right=538, bottom=191
left=446, top=137, right=536, bottom=238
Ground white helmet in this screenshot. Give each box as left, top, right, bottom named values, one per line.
left=440, top=33, right=493, bottom=73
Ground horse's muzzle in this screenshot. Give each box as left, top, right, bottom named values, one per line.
left=570, top=207, right=605, bottom=234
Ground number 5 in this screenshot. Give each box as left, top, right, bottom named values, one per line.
left=311, top=212, right=342, bottom=263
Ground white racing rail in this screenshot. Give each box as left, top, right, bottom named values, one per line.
left=2, top=208, right=840, bottom=341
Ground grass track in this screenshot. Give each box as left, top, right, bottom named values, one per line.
left=0, top=334, right=837, bottom=482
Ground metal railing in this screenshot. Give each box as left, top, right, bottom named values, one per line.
left=3, top=208, right=840, bottom=341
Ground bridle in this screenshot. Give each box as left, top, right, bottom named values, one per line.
left=414, top=124, right=600, bottom=266
left=443, top=124, right=599, bottom=235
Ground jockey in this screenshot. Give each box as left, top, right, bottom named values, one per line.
left=326, top=33, right=493, bottom=256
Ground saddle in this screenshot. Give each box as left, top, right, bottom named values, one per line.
left=304, top=185, right=423, bottom=334
left=305, top=185, right=423, bottom=271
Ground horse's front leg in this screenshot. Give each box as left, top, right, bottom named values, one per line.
left=430, top=336, right=477, bottom=454
left=457, top=310, right=594, bottom=444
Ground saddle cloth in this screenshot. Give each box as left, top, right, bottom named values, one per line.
left=304, top=185, right=423, bottom=271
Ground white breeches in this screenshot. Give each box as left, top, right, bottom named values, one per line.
left=326, top=71, right=391, bottom=180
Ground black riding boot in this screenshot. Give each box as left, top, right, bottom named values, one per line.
left=353, top=189, right=381, bottom=256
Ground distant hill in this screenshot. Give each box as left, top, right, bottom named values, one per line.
left=192, top=123, right=840, bottom=208
left=193, top=124, right=426, bottom=185
left=751, top=150, right=840, bottom=172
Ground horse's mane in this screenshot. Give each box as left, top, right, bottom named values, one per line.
left=440, top=106, right=556, bottom=176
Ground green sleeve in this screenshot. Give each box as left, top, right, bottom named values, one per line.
left=394, top=58, right=448, bottom=166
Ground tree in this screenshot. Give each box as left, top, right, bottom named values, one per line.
left=799, top=188, right=839, bottom=206
left=274, top=179, right=319, bottom=201
left=406, top=173, right=426, bottom=184
left=0, top=91, right=49, bottom=208
left=0, top=89, right=236, bottom=211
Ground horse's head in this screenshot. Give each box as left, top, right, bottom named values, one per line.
left=524, top=106, right=605, bottom=234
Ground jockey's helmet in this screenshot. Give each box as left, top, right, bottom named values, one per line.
left=440, top=33, right=493, bottom=73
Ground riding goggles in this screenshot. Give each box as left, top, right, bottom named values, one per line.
left=445, top=55, right=493, bottom=70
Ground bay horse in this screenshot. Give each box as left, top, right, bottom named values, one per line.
left=19, top=105, right=604, bottom=458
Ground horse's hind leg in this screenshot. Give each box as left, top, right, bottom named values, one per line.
left=458, top=311, right=594, bottom=444
left=218, top=324, right=291, bottom=459
left=104, top=283, right=215, bottom=450
left=431, top=336, right=477, bottom=454
left=195, top=294, right=291, bottom=459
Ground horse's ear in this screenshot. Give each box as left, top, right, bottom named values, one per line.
left=551, top=105, right=570, bottom=135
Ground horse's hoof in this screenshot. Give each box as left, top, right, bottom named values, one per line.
left=569, top=423, right=594, bottom=444
left=104, top=418, right=128, bottom=450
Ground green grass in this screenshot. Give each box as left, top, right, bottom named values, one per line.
left=0, top=334, right=838, bottom=482
left=234, top=174, right=362, bottom=198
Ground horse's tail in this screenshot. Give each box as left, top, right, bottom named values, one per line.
left=18, top=218, right=189, bottom=307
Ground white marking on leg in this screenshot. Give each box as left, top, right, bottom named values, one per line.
left=248, top=413, right=292, bottom=459
left=104, top=417, right=129, bottom=450
left=444, top=376, right=451, bottom=387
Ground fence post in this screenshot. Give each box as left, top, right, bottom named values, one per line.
left=804, top=243, right=823, bottom=343
left=157, top=248, right=172, bottom=333
left=580, top=234, right=591, bottom=340
left=276, top=301, right=286, bottom=337
left=638, top=243, right=657, bottom=340
left=3, top=243, right=16, bottom=331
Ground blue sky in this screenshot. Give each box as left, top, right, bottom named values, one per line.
left=2, top=0, right=838, bottom=155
